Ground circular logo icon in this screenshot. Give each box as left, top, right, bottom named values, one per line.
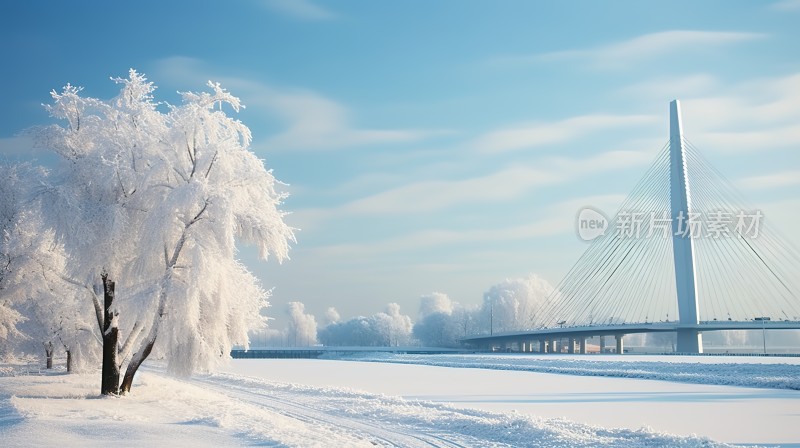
left=576, top=206, right=608, bottom=241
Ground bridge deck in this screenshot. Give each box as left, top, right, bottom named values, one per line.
left=462, top=321, right=800, bottom=346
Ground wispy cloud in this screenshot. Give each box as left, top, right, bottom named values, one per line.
left=677, top=73, right=800, bottom=151
left=260, top=0, right=337, bottom=21
left=311, top=221, right=564, bottom=260
left=152, top=56, right=444, bottom=151
left=618, top=74, right=719, bottom=100
left=472, top=114, right=656, bottom=153
left=770, top=0, right=800, bottom=11
left=342, top=165, right=562, bottom=214
left=297, top=146, right=653, bottom=222
left=257, top=88, right=446, bottom=151
left=543, top=148, right=656, bottom=174
left=304, top=193, right=625, bottom=259
left=739, top=170, right=800, bottom=190
left=612, top=71, right=800, bottom=152
left=492, top=30, right=766, bottom=70
left=697, top=126, right=800, bottom=153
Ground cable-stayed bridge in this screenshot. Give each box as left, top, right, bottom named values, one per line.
left=464, top=100, right=800, bottom=354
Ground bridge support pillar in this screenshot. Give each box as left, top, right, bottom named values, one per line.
left=669, top=100, right=703, bottom=354
left=539, top=340, right=547, bottom=353
left=677, top=329, right=702, bottom=354
left=550, top=339, right=557, bottom=353
left=599, top=336, right=606, bottom=353
left=615, top=335, right=624, bottom=354
left=568, top=337, right=575, bottom=354
left=579, top=338, right=586, bottom=354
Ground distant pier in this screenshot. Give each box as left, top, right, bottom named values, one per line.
left=231, top=346, right=474, bottom=359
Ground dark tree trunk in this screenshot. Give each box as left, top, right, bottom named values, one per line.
left=66, top=350, right=72, bottom=373
left=120, top=336, right=155, bottom=394
left=44, top=342, right=54, bottom=369
left=101, top=274, right=120, bottom=395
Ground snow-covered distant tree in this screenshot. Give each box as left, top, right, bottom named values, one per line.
left=0, top=163, right=96, bottom=369
left=318, top=316, right=373, bottom=346
left=418, top=292, right=453, bottom=319
left=413, top=293, right=476, bottom=347
left=480, top=274, right=553, bottom=333
left=704, top=331, right=749, bottom=348
left=286, top=302, right=317, bottom=346
left=14, top=267, right=100, bottom=372
left=414, top=312, right=460, bottom=347
left=30, top=71, right=294, bottom=394
left=0, top=302, right=21, bottom=351
left=644, top=332, right=675, bottom=351
left=0, top=163, right=29, bottom=343
left=318, top=303, right=412, bottom=347
left=246, top=327, right=286, bottom=348
left=373, top=303, right=413, bottom=346
left=324, top=307, right=340, bottom=325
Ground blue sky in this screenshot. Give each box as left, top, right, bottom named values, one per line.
left=2, top=0, right=800, bottom=327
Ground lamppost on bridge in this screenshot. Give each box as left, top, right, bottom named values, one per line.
left=489, top=301, right=493, bottom=336
left=754, top=316, right=770, bottom=354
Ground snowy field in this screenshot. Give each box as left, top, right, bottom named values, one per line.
left=0, top=355, right=798, bottom=447
left=336, top=353, right=800, bottom=390
left=225, top=356, right=800, bottom=447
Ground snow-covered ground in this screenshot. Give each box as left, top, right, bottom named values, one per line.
left=1, top=354, right=798, bottom=447
left=223, top=355, right=800, bottom=446
left=335, top=352, right=800, bottom=390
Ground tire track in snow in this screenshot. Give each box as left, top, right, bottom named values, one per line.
left=189, top=375, right=474, bottom=448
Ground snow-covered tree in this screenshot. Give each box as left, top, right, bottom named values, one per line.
left=14, top=265, right=100, bottom=372
left=414, top=312, right=459, bottom=347
left=318, top=316, right=374, bottom=346
left=30, top=70, right=294, bottom=393
left=318, top=303, right=412, bottom=347
left=0, top=163, right=96, bottom=369
left=480, top=274, right=553, bottom=333
left=324, top=307, right=340, bottom=325
left=0, top=163, right=29, bottom=343
left=262, top=328, right=286, bottom=347
left=418, top=292, right=453, bottom=319
left=642, top=332, right=673, bottom=351
left=372, top=303, right=413, bottom=346
left=286, top=302, right=317, bottom=346
left=413, top=293, right=476, bottom=347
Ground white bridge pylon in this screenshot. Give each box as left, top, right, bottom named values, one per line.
left=669, top=100, right=702, bottom=353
